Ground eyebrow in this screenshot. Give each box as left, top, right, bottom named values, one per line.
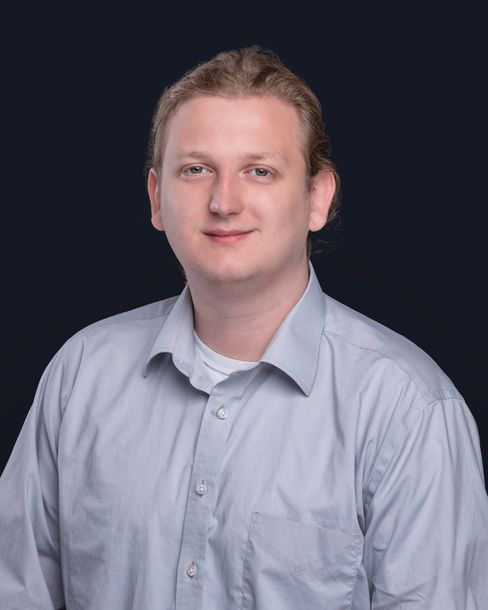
left=177, top=150, right=287, bottom=164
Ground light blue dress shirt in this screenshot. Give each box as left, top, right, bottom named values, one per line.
left=1, top=261, right=487, bottom=609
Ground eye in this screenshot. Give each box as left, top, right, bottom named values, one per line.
left=181, top=165, right=210, bottom=176
left=250, top=167, right=273, bottom=178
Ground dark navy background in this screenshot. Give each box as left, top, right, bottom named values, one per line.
left=2, top=5, right=486, bottom=484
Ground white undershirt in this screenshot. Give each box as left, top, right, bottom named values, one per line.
left=193, top=330, right=259, bottom=387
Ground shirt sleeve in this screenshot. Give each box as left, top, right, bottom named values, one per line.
left=0, top=345, right=70, bottom=610
left=362, top=396, right=488, bottom=609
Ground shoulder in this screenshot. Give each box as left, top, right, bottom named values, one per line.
left=52, top=294, right=180, bottom=375
left=320, top=294, right=480, bottom=513
left=33, top=294, right=181, bottom=415
left=71, top=295, right=178, bottom=339
left=321, top=292, right=463, bottom=405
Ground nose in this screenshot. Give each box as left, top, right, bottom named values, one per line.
left=208, top=172, right=243, bottom=217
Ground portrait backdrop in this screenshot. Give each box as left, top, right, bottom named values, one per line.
left=2, top=5, right=486, bottom=484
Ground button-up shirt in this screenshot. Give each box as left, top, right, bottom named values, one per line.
left=1, top=261, right=487, bottom=609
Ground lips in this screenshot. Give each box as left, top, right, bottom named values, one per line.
left=204, top=229, right=253, bottom=244
left=205, top=229, right=252, bottom=236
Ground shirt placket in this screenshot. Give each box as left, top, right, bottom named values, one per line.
left=175, top=368, right=258, bottom=609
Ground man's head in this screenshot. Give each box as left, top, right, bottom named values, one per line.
left=146, top=46, right=339, bottom=286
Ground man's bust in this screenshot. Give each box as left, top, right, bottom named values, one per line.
left=1, top=45, right=487, bottom=610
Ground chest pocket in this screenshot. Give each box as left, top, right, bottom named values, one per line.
left=240, top=512, right=363, bottom=610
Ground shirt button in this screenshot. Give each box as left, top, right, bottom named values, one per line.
left=186, top=561, right=198, bottom=578
left=216, top=406, right=228, bottom=419
left=195, top=480, right=208, bottom=495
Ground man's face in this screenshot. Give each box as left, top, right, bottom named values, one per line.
left=148, top=95, right=329, bottom=286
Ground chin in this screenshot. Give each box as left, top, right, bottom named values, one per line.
left=191, top=259, right=264, bottom=285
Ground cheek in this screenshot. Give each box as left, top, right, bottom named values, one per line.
left=266, top=191, right=309, bottom=235
left=161, top=191, right=197, bottom=233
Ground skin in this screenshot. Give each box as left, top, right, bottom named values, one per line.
left=147, top=95, right=335, bottom=361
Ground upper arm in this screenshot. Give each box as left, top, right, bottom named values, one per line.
left=363, top=397, right=488, bottom=609
left=0, top=343, right=74, bottom=609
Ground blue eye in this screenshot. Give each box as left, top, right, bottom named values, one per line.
left=251, top=168, right=271, bottom=177
left=187, top=166, right=205, bottom=174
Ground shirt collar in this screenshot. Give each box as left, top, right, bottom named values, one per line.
left=143, top=260, right=326, bottom=396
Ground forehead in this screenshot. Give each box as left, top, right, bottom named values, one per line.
left=163, top=95, right=306, bottom=162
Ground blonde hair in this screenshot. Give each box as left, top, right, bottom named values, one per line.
left=146, top=45, right=341, bottom=258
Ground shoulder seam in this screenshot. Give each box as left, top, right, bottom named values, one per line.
left=322, top=328, right=463, bottom=404
left=323, top=329, right=430, bottom=404
left=69, top=307, right=173, bottom=341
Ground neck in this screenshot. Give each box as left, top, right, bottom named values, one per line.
left=187, top=261, right=310, bottom=361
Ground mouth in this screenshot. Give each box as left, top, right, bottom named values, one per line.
left=204, top=230, right=254, bottom=244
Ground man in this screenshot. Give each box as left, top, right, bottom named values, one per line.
left=0, top=45, right=487, bottom=609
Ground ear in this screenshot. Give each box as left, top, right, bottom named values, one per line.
left=147, top=168, right=165, bottom=231
left=308, top=170, right=336, bottom=232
